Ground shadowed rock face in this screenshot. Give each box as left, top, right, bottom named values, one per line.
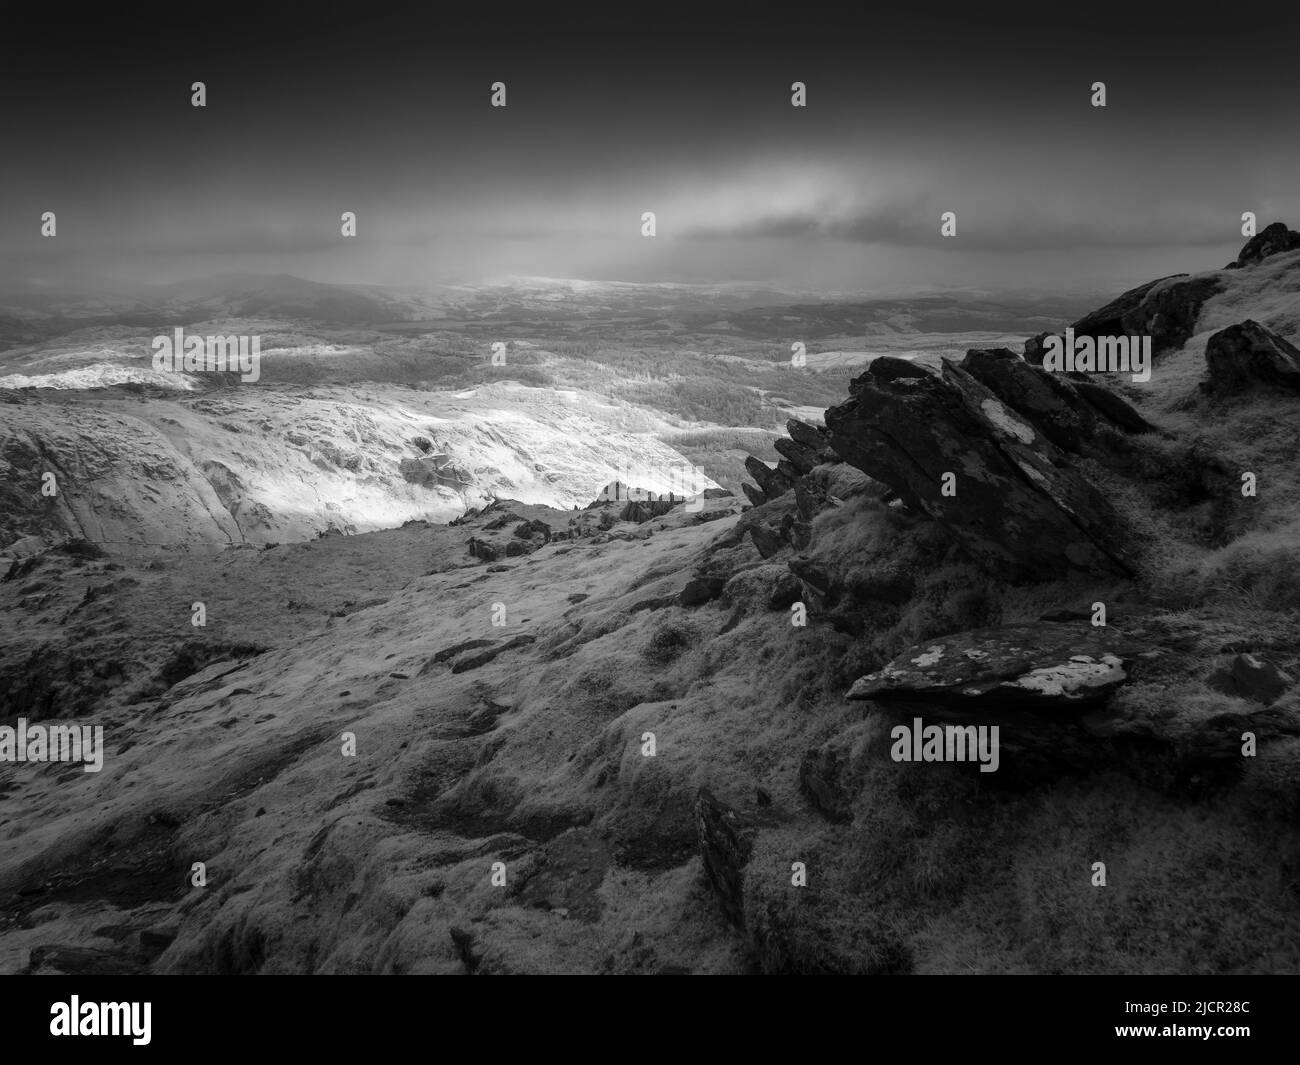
left=1203, top=320, right=1300, bottom=395
left=824, top=357, right=1134, bottom=581
left=1069, top=273, right=1222, bottom=359
left=847, top=622, right=1153, bottom=707
left=1230, top=222, right=1300, bottom=268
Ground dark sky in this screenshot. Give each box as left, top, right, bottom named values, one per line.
left=3, top=1, right=1298, bottom=294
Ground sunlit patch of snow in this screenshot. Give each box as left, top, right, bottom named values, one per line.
left=0, top=364, right=198, bottom=391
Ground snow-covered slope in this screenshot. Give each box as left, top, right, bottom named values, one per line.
left=0, top=380, right=715, bottom=549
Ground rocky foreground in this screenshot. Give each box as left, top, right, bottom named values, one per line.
left=3, top=229, right=1300, bottom=974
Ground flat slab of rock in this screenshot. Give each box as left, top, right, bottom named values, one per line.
left=848, top=622, right=1153, bottom=708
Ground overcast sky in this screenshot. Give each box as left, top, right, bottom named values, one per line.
left=3, top=2, right=1298, bottom=296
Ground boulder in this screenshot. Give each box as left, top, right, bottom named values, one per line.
left=824, top=357, right=1134, bottom=580
left=1206, top=653, right=1294, bottom=705
left=1203, top=320, right=1300, bottom=395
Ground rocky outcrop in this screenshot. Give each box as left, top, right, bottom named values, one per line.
left=1230, top=222, right=1300, bottom=268
left=824, top=357, right=1134, bottom=580
left=1069, top=274, right=1222, bottom=359
left=1203, top=320, right=1300, bottom=395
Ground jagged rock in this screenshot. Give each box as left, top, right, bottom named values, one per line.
left=1206, top=653, right=1293, bottom=705
left=960, top=348, right=1158, bottom=454
left=786, top=417, right=831, bottom=453
left=1203, top=320, right=1300, bottom=395
left=740, top=483, right=768, bottom=508
left=1071, top=274, right=1222, bottom=359
left=466, top=537, right=498, bottom=562
left=847, top=622, right=1154, bottom=707
left=1231, top=222, right=1300, bottom=268
left=773, top=435, right=819, bottom=475
left=703, top=487, right=729, bottom=499
left=824, top=357, right=1134, bottom=580
left=694, top=788, right=753, bottom=929
left=744, top=456, right=795, bottom=500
